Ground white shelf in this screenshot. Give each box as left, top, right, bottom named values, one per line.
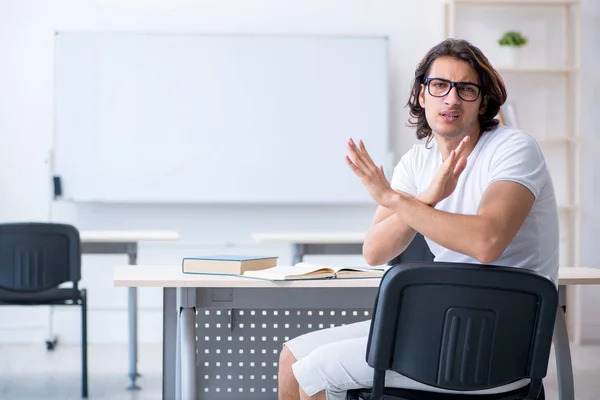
left=453, top=0, right=579, bottom=6
left=445, top=0, right=582, bottom=306
left=497, top=66, right=578, bottom=74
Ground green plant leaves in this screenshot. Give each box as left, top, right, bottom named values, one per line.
left=498, top=31, right=528, bottom=47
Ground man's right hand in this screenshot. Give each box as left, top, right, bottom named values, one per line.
left=419, top=136, right=470, bottom=207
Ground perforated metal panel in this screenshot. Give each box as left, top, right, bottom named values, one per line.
left=195, top=308, right=371, bottom=399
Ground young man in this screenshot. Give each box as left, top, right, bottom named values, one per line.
left=277, top=38, right=560, bottom=400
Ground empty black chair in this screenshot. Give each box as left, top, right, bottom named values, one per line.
left=0, top=223, right=88, bottom=398
left=348, top=262, right=557, bottom=400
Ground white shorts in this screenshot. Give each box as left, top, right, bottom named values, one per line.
left=284, top=319, right=529, bottom=400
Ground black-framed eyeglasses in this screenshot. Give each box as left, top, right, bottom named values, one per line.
left=424, top=77, right=482, bottom=102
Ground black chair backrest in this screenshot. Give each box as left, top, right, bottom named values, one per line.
left=366, top=262, right=558, bottom=393
left=387, top=233, right=434, bottom=266
left=0, top=223, right=81, bottom=292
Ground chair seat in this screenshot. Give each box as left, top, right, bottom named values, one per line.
left=348, top=383, right=544, bottom=400
left=0, top=287, right=83, bottom=305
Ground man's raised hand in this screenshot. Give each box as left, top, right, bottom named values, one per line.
left=345, top=138, right=396, bottom=207
left=419, top=135, right=470, bottom=207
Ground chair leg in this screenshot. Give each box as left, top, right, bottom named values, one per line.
left=81, top=289, right=88, bottom=398
left=370, top=369, right=385, bottom=400
left=538, top=385, right=545, bottom=400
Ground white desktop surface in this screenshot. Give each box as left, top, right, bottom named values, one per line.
left=251, top=232, right=365, bottom=244
left=114, top=265, right=600, bottom=288
left=113, top=264, right=381, bottom=288
left=80, top=230, right=181, bottom=243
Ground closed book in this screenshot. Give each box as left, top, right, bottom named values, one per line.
left=182, top=255, right=278, bottom=275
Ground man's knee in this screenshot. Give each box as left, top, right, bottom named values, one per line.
left=278, top=345, right=300, bottom=399
left=279, top=344, right=297, bottom=369
left=278, top=345, right=297, bottom=376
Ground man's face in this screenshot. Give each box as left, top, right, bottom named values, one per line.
left=418, top=56, right=485, bottom=140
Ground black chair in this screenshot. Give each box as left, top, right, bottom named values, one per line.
left=348, top=262, right=557, bottom=400
left=0, top=223, right=88, bottom=398
left=387, top=233, right=434, bottom=266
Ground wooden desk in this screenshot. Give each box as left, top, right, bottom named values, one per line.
left=251, top=232, right=366, bottom=264
left=114, top=265, right=600, bottom=400
left=79, top=230, right=180, bottom=390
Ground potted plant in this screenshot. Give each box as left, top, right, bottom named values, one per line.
left=498, top=31, right=528, bottom=67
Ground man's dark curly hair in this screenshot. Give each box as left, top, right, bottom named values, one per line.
left=407, top=38, right=507, bottom=143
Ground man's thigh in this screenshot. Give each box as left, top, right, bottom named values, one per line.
left=292, top=336, right=531, bottom=397
left=283, top=319, right=371, bottom=361
left=291, top=336, right=469, bottom=396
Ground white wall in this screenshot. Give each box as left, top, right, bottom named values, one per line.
left=0, top=0, right=598, bottom=345
left=0, top=0, right=439, bottom=345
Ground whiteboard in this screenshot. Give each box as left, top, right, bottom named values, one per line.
left=53, top=32, right=390, bottom=203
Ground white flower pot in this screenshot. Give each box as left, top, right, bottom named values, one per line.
left=499, top=46, right=522, bottom=68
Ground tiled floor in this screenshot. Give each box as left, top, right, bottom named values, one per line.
left=0, top=342, right=599, bottom=399
left=0, top=343, right=161, bottom=400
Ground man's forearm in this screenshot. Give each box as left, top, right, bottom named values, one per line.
left=386, top=193, right=498, bottom=263
left=363, top=192, right=436, bottom=266
left=363, top=213, right=416, bottom=266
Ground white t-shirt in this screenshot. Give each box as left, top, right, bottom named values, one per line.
left=391, top=124, right=560, bottom=284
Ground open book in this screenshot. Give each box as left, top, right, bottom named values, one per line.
left=242, top=262, right=387, bottom=281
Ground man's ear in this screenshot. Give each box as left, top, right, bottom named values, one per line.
left=479, top=95, right=488, bottom=115
left=418, top=84, right=425, bottom=108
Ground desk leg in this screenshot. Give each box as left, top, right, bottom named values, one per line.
left=292, top=243, right=305, bottom=265
left=127, top=246, right=141, bottom=390
left=178, top=288, right=197, bottom=400
left=554, top=285, right=574, bottom=400
left=163, top=288, right=177, bottom=400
